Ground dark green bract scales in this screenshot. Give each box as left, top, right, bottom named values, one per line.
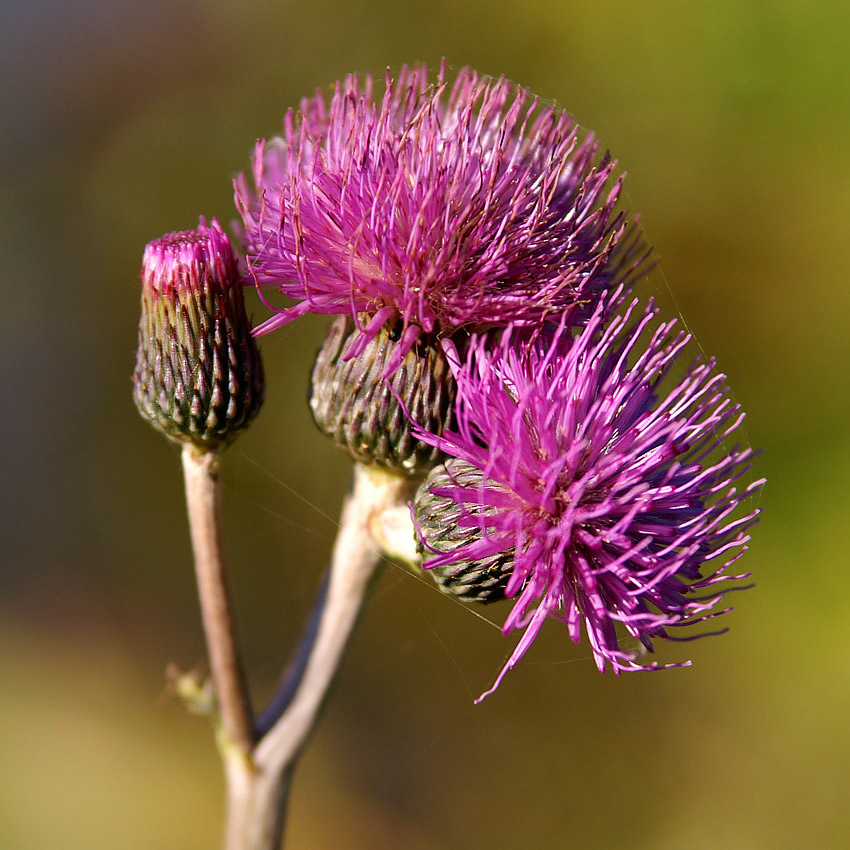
left=133, top=220, right=264, bottom=450
left=309, top=315, right=455, bottom=476
left=414, top=458, right=512, bottom=602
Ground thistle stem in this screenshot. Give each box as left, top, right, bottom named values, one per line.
left=181, top=444, right=254, bottom=757
left=222, top=462, right=412, bottom=850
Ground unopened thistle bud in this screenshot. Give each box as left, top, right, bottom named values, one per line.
left=309, top=316, right=455, bottom=476
left=133, top=219, right=264, bottom=450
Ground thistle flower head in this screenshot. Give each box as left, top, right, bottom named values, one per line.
left=236, top=62, right=650, bottom=374
left=413, top=298, right=763, bottom=701
left=133, top=219, right=264, bottom=449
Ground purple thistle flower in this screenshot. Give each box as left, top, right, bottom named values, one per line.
left=236, top=62, right=649, bottom=374
left=412, top=297, right=763, bottom=701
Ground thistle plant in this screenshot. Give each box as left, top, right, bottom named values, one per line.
left=132, top=63, right=762, bottom=850
left=134, top=220, right=263, bottom=757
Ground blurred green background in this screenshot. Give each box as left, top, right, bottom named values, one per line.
left=1, top=0, right=847, bottom=847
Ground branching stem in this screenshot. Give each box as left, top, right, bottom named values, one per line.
left=189, top=461, right=413, bottom=850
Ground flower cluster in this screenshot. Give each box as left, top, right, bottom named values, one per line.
left=236, top=62, right=649, bottom=374
left=413, top=299, right=762, bottom=700
left=232, top=63, right=761, bottom=698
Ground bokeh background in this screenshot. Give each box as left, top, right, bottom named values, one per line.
left=2, top=1, right=848, bottom=847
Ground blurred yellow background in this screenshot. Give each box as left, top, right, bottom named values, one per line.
left=1, top=1, right=847, bottom=847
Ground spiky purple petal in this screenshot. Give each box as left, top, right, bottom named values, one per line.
left=413, top=299, right=763, bottom=700
left=236, top=63, right=650, bottom=366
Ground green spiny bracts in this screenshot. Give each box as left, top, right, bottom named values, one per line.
left=133, top=219, right=264, bottom=449
left=309, top=315, right=455, bottom=476
left=414, top=458, right=512, bottom=602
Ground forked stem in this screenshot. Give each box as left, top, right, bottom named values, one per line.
left=220, top=462, right=413, bottom=849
